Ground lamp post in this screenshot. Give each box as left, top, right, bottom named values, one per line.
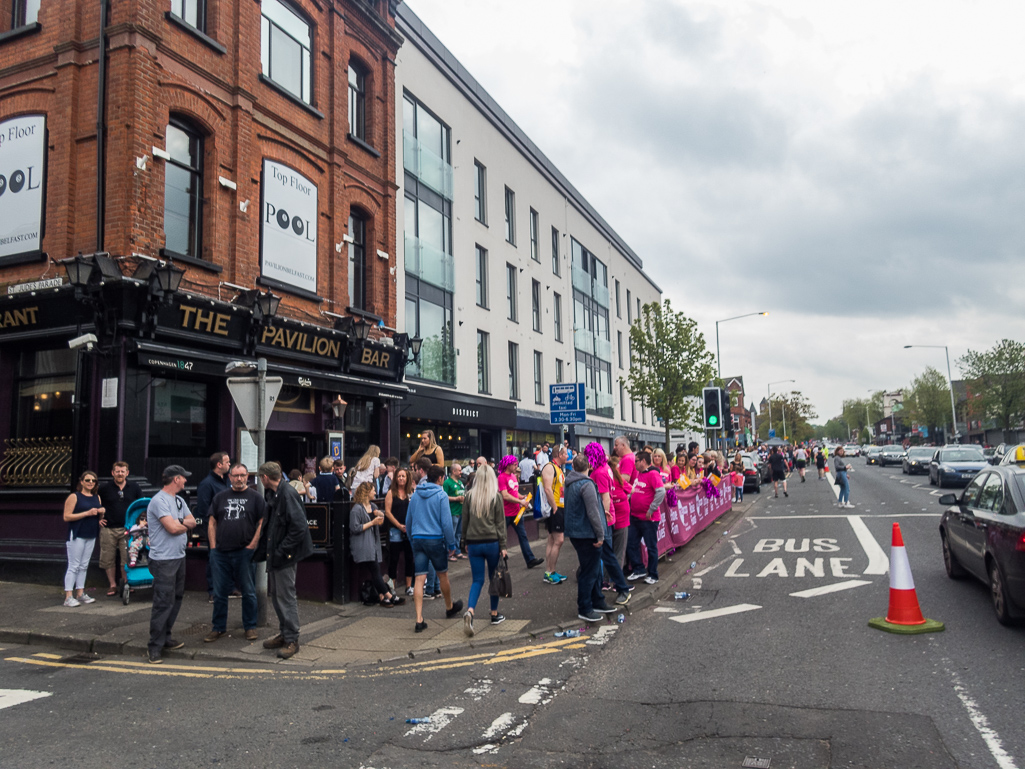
left=716, top=312, right=768, bottom=381
left=904, top=345, right=960, bottom=444
left=767, top=379, right=795, bottom=439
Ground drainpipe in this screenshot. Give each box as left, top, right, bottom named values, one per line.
left=96, top=0, right=108, bottom=250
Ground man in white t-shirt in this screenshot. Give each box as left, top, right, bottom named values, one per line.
left=794, top=445, right=809, bottom=483
left=518, top=451, right=537, bottom=483
left=146, top=465, right=196, bottom=664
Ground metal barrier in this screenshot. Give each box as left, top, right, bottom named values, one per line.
left=0, top=437, right=73, bottom=488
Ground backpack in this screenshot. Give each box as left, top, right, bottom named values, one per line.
left=359, top=579, right=379, bottom=606
left=531, top=466, right=544, bottom=518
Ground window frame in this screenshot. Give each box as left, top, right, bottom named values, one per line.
left=347, top=211, right=367, bottom=311
left=553, top=292, right=563, bottom=343
left=504, top=186, right=516, bottom=245
left=506, top=263, right=518, bottom=322
left=529, top=208, right=540, bottom=262
left=475, top=245, right=488, bottom=309
left=473, top=160, right=487, bottom=224
left=162, top=118, right=204, bottom=261
left=626, top=289, right=632, bottom=324
left=531, top=279, right=542, bottom=333
left=508, top=341, right=520, bottom=400
left=260, top=0, right=314, bottom=106
left=477, top=330, right=490, bottom=394
left=551, top=226, right=561, bottom=275
left=169, top=0, right=205, bottom=32
left=348, top=62, right=367, bottom=141
left=615, top=279, right=621, bottom=318
left=556, top=358, right=564, bottom=384
left=533, top=350, right=544, bottom=405
left=617, top=330, right=623, bottom=369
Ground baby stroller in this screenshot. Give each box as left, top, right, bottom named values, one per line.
left=122, top=498, right=154, bottom=605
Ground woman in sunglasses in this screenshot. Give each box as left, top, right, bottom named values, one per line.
left=62, top=471, right=105, bottom=607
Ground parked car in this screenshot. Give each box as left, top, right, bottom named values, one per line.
left=864, top=446, right=882, bottom=465
left=929, top=445, right=989, bottom=487
left=998, top=444, right=1025, bottom=466
left=877, top=444, right=907, bottom=467
left=740, top=453, right=761, bottom=493
left=843, top=444, right=861, bottom=457
left=902, top=447, right=934, bottom=475
left=937, top=456, right=1025, bottom=624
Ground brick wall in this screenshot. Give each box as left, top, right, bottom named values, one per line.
left=0, top=0, right=400, bottom=329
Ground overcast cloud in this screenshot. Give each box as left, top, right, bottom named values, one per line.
left=406, top=0, right=1025, bottom=422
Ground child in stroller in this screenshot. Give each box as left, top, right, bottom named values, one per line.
left=121, top=498, right=155, bottom=605
left=127, top=517, right=149, bottom=567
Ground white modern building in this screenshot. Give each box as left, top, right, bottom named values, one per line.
left=393, top=4, right=664, bottom=462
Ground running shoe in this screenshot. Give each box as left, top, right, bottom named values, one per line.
left=543, top=572, right=559, bottom=584
left=490, top=614, right=506, bottom=625
left=643, top=576, right=659, bottom=585
left=553, top=572, right=568, bottom=583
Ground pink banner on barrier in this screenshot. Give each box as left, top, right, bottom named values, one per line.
left=656, top=482, right=733, bottom=556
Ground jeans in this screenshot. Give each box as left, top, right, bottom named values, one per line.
left=837, top=472, right=850, bottom=504
left=268, top=563, right=300, bottom=643
left=734, top=485, right=744, bottom=503
left=507, top=517, right=537, bottom=565
left=411, top=538, right=448, bottom=576
left=148, top=557, right=186, bottom=656
left=451, top=515, right=462, bottom=548
left=612, top=526, right=629, bottom=570
left=627, top=517, right=659, bottom=579
left=467, top=541, right=501, bottom=613
left=569, top=538, right=604, bottom=615
left=425, top=562, right=440, bottom=594
left=212, top=548, right=257, bottom=631
left=600, top=524, right=629, bottom=592
left=357, top=559, right=391, bottom=598
left=64, top=537, right=95, bottom=591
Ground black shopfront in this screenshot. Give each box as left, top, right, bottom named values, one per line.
left=0, top=258, right=409, bottom=599
left=399, top=384, right=516, bottom=466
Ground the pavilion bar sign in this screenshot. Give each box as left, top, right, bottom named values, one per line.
left=347, top=341, right=400, bottom=378
left=257, top=318, right=344, bottom=366
left=156, top=298, right=248, bottom=349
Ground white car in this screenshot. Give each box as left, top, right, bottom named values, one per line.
left=843, top=444, right=861, bottom=457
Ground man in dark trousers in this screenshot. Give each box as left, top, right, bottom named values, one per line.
left=769, top=446, right=789, bottom=498
left=563, top=454, right=616, bottom=623
left=256, top=461, right=313, bottom=660
left=195, top=451, right=231, bottom=601
left=97, top=460, right=144, bottom=595
left=204, top=463, right=265, bottom=644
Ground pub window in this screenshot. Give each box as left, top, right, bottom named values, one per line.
left=170, top=0, right=205, bottom=31
left=12, top=0, right=41, bottom=26
left=348, top=211, right=367, bottom=310
left=261, top=0, right=312, bottom=105
left=149, top=379, right=208, bottom=458
left=163, top=119, right=204, bottom=260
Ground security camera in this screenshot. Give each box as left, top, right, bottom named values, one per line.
left=68, top=333, right=98, bottom=351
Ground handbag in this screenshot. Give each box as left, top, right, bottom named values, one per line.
left=489, top=555, right=513, bottom=598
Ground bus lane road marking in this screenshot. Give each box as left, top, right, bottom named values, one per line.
left=790, top=580, right=872, bottom=598
left=847, top=515, right=889, bottom=575
left=669, top=604, right=761, bottom=625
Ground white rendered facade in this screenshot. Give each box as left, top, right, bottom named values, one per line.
left=394, top=5, right=663, bottom=459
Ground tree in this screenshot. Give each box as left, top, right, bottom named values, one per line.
left=755, top=391, right=817, bottom=442
left=823, top=418, right=849, bottom=442
left=902, top=367, right=951, bottom=439
left=841, top=393, right=884, bottom=437
left=623, top=299, right=716, bottom=452
left=958, top=339, right=1025, bottom=431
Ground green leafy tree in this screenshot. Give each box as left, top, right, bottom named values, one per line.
left=623, top=299, right=716, bottom=452
left=823, top=418, right=849, bottom=442
left=958, top=339, right=1025, bottom=431
left=902, top=367, right=952, bottom=438
left=755, top=391, right=817, bottom=442
left=841, top=394, right=884, bottom=436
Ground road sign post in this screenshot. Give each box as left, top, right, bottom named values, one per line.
left=550, top=383, right=586, bottom=425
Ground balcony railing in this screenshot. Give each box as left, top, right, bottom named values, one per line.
left=594, top=334, right=612, bottom=361
left=584, top=387, right=614, bottom=417
left=0, top=437, right=72, bottom=487
left=404, top=234, right=455, bottom=292
left=403, top=131, right=454, bottom=200
left=571, top=263, right=592, bottom=295
left=573, top=325, right=593, bottom=354
left=592, top=280, right=610, bottom=308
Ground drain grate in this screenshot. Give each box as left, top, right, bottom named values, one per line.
left=743, top=759, right=771, bottom=768
left=59, top=652, right=102, bottom=665
left=178, top=623, right=209, bottom=637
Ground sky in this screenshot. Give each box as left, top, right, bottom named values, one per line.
left=404, top=0, right=1025, bottom=423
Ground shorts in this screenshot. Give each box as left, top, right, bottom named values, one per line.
left=545, top=509, right=565, bottom=534
left=98, top=526, right=128, bottom=570
left=772, top=470, right=787, bottom=482
left=796, top=460, right=807, bottom=469
left=411, top=538, right=449, bottom=577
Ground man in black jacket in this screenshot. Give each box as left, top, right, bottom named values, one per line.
left=256, top=461, right=314, bottom=660
left=195, top=452, right=231, bottom=600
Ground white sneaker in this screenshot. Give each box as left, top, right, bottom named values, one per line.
left=63, top=596, right=80, bottom=607
left=406, top=586, right=414, bottom=597
left=463, top=610, right=475, bottom=638
left=845, top=503, right=856, bottom=508
left=79, top=594, right=96, bottom=604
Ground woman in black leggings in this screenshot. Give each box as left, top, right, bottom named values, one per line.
left=384, top=467, right=415, bottom=596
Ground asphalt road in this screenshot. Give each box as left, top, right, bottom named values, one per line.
left=1, top=463, right=1022, bottom=769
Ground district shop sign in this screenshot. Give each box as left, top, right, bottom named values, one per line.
left=260, top=159, right=317, bottom=295
left=0, top=115, right=47, bottom=262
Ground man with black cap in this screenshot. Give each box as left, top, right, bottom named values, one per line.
left=146, top=465, right=196, bottom=663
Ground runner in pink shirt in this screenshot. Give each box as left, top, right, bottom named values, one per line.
left=584, top=442, right=631, bottom=603
left=607, top=454, right=633, bottom=569
left=613, top=436, right=636, bottom=482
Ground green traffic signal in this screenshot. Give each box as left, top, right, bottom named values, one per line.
left=708, top=415, right=718, bottom=426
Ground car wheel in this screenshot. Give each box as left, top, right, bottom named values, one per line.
left=989, top=559, right=1015, bottom=626
left=941, top=532, right=965, bottom=580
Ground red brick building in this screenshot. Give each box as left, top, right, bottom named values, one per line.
left=0, top=0, right=408, bottom=585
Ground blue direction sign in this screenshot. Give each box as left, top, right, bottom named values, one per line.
left=550, top=382, right=586, bottom=425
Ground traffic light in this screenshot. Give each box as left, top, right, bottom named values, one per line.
left=702, top=387, right=723, bottom=429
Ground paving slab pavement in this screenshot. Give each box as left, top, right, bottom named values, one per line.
left=0, top=496, right=754, bottom=667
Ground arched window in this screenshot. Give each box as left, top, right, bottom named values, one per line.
left=163, top=119, right=204, bottom=259
left=348, top=211, right=367, bottom=310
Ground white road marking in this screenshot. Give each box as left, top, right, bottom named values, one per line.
left=463, top=679, right=492, bottom=701
left=750, top=513, right=940, bottom=519
left=691, top=577, right=702, bottom=589
left=942, top=659, right=1019, bottom=769
left=848, top=516, right=889, bottom=575
left=482, top=712, right=516, bottom=739
left=790, top=580, right=872, bottom=598
left=519, top=678, right=554, bottom=705
left=695, top=553, right=736, bottom=576
left=586, top=626, right=618, bottom=646
left=730, top=539, right=742, bottom=555
left=404, top=706, right=464, bottom=739
left=0, top=689, right=52, bottom=711
left=668, top=604, right=761, bottom=625
left=654, top=607, right=681, bottom=613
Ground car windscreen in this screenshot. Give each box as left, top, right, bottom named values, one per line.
left=940, top=449, right=985, bottom=463
left=741, top=456, right=755, bottom=470
left=908, top=449, right=932, bottom=458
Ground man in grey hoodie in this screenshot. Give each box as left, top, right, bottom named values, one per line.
left=563, top=455, right=617, bottom=623
left=407, top=463, right=464, bottom=633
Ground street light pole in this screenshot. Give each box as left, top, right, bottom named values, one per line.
left=904, top=344, right=960, bottom=444
left=767, top=379, right=795, bottom=440
left=716, top=312, right=768, bottom=381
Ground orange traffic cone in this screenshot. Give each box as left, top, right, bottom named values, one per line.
left=869, top=523, right=944, bottom=634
